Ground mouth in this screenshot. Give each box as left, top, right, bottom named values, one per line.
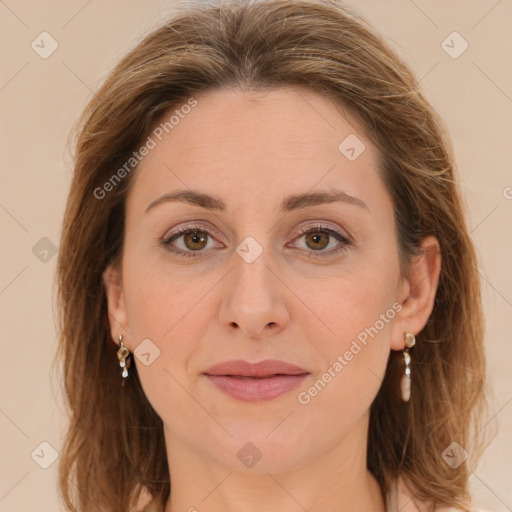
left=208, top=374, right=302, bottom=379
left=203, top=359, right=310, bottom=401
left=203, top=358, right=309, bottom=377
left=204, top=374, right=309, bottom=401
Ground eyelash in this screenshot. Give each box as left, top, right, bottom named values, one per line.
left=160, top=223, right=352, bottom=259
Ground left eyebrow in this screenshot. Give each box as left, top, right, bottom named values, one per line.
left=280, top=189, right=369, bottom=212
left=145, top=188, right=369, bottom=214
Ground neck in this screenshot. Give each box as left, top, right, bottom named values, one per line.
left=162, top=419, right=385, bottom=512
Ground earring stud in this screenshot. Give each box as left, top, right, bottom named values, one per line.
left=405, top=332, right=416, bottom=349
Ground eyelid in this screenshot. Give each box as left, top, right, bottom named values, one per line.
left=294, top=221, right=352, bottom=242
left=162, top=221, right=223, bottom=242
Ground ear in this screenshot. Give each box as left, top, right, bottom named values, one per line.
left=103, top=263, right=131, bottom=349
left=390, top=235, right=442, bottom=351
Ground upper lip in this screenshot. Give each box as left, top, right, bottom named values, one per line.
left=203, top=359, right=309, bottom=378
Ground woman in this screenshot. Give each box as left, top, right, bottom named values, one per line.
left=55, top=1, right=492, bottom=511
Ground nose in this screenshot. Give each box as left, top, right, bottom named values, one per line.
left=218, top=244, right=290, bottom=339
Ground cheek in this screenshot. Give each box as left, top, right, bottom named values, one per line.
left=293, top=278, right=396, bottom=432
left=121, top=259, right=206, bottom=426
left=296, top=258, right=399, bottom=403
left=121, top=251, right=222, bottom=398
left=122, top=246, right=205, bottom=340
left=295, top=253, right=398, bottom=341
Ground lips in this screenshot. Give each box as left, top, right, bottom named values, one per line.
left=203, top=359, right=310, bottom=402
left=203, top=359, right=309, bottom=378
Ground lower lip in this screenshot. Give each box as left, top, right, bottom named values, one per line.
left=204, top=374, right=309, bottom=402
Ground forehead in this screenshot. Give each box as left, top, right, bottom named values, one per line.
left=127, top=86, right=384, bottom=213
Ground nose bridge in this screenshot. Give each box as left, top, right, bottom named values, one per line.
left=218, top=227, right=289, bottom=336
left=232, top=233, right=277, bottom=306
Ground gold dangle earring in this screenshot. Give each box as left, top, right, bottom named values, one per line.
left=401, top=332, right=416, bottom=402
left=116, top=335, right=131, bottom=385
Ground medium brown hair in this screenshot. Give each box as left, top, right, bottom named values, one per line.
left=54, top=1, right=492, bottom=511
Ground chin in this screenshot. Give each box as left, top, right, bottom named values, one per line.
left=203, top=427, right=314, bottom=474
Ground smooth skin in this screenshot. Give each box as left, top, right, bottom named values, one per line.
left=103, top=86, right=441, bottom=512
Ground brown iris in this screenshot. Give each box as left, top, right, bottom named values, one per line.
left=305, top=231, right=329, bottom=251
left=183, top=230, right=208, bottom=251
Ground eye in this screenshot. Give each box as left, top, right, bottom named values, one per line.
left=161, top=222, right=352, bottom=259
left=161, top=224, right=221, bottom=258
left=290, top=223, right=351, bottom=258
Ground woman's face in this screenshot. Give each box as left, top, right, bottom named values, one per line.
left=105, top=86, right=425, bottom=474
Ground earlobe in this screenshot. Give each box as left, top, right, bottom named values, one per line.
left=391, top=235, right=442, bottom=350
left=102, top=264, right=129, bottom=346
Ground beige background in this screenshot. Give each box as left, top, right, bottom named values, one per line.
left=1, top=1, right=511, bottom=511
